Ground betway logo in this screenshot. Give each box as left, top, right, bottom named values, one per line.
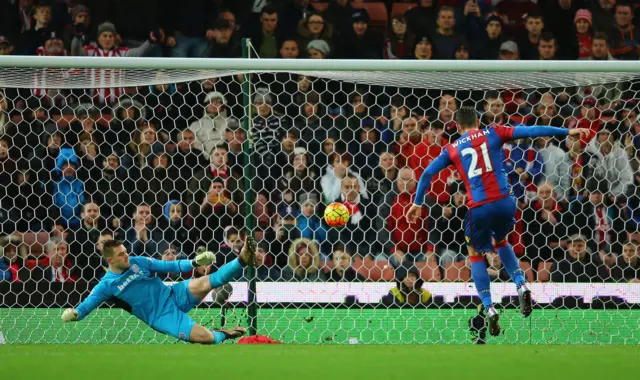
left=452, top=129, right=490, bottom=148
left=117, top=273, right=141, bottom=291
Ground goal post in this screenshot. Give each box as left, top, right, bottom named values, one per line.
left=1, top=56, right=640, bottom=345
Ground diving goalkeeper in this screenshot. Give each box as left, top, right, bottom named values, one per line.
left=61, top=237, right=257, bottom=344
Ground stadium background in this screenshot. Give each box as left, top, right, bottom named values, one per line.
left=1, top=0, right=640, bottom=347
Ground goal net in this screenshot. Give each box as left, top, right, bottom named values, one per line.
left=1, top=58, right=640, bottom=345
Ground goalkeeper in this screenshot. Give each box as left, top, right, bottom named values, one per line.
left=62, top=237, right=257, bottom=344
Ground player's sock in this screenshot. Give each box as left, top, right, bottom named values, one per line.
left=211, top=331, right=226, bottom=344
left=495, top=242, right=526, bottom=289
left=469, top=256, right=493, bottom=309
left=209, top=258, right=243, bottom=288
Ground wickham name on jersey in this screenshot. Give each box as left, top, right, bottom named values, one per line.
left=452, top=129, right=491, bottom=148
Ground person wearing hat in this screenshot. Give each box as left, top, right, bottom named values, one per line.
left=62, top=4, right=91, bottom=52
left=550, top=233, right=609, bottom=282
left=36, top=30, right=67, bottom=56
left=337, top=9, right=383, bottom=59
left=18, top=3, right=54, bottom=55
left=498, top=40, right=519, bottom=60
left=404, top=0, right=438, bottom=36
left=306, top=39, right=331, bottom=59
left=586, top=121, right=633, bottom=198
left=0, top=36, right=14, bottom=56
left=205, top=17, right=241, bottom=58
left=473, top=13, right=506, bottom=59
left=408, top=33, right=433, bottom=60
left=574, top=9, right=593, bottom=59
left=188, top=91, right=229, bottom=158
left=381, top=266, right=432, bottom=306
left=454, top=42, right=470, bottom=59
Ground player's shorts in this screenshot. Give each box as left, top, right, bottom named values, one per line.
left=150, top=280, right=200, bottom=342
left=464, top=195, right=517, bottom=252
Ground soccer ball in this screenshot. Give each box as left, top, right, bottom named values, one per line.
left=324, top=202, right=350, bottom=227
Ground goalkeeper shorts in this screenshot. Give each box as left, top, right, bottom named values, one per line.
left=151, top=280, right=200, bottom=341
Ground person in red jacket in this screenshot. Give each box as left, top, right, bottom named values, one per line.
left=388, top=168, right=434, bottom=262
left=24, top=239, right=77, bottom=282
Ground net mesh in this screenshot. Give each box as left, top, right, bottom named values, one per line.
left=1, top=66, right=640, bottom=345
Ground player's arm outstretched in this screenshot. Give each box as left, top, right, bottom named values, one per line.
left=406, top=150, right=452, bottom=223
left=508, top=125, right=591, bottom=140
left=62, top=282, right=111, bottom=323
left=144, top=249, right=217, bottom=273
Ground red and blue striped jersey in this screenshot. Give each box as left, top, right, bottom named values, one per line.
left=414, top=125, right=570, bottom=209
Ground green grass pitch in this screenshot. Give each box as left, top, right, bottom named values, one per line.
left=2, top=345, right=640, bottom=380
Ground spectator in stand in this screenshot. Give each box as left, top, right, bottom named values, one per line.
left=105, top=0, right=166, bottom=57
left=195, top=177, right=238, bottom=251
left=387, top=168, right=433, bottom=262
left=52, top=153, right=86, bottom=230
left=297, top=13, right=335, bottom=59
left=587, top=123, right=633, bottom=198
left=189, top=91, right=230, bottom=158
left=253, top=89, right=283, bottom=190
left=205, top=17, right=241, bottom=58
left=272, top=211, right=302, bottom=268
left=591, top=0, right=616, bottom=33
left=589, top=32, right=615, bottom=60
left=522, top=183, right=568, bottom=270
left=516, top=12, right=545, bottom=60
left=485, top=252, right=511, bottom=282
left=324, top=0, right=357, bottom=39
left=62, top=5, right=90, bottom=52
left=405, top=0, right=437, bottom=36
left=125, top=203, right=163, bottom=258
left=499, top=40, right=519, bottom=60
left=156, top=245, right=187, bottom=281
left=320, top=152, right=367, bottom=204
left=247, top=5, right=282, bottom=59
left=408, top=34, right=433, bottom=60
left=433, top=181, right=467, bottom=265
left=610, top=242, right=640, bottom=282
left=279, top=39, right=300, bottom=58
left=338, top=9, right=384, bottom=59
left=25, top=238, right=77, bottom=282
left=34, top=31, right=68, bottom=63
left=608, top=1, right=639, bottom=60
left=187, top=143, right=241, bottom=211
left=474, top=14, right=506, bottom=60
left=125, top=121, right=165, bottom=169
left=215, top=227, right=245, bottom=265
left=0, top=35, right=14, bottom=56
left=542, top=0, right=581, bottom=60
left=71, top=22, right=160, bottom=104
left=534, top=135, right=566, bottom=199
left=432, top=6, right=467, bottom=59
left=480, top=91, right=507, bottom=127
left=367, top=151, right=397, bottom=205
left=281, top=238, right=326, bottom=282
left=525, top=92, right=564, bottom=128
left=166, top=0, right=217, bottom=58
left=537, top=32, right=559, bottom=60
left=95, top=153, right=135, bottom=221
left=279, top=0, right=313, bottom=39
left=327, top=243, right=364, bottom=281
left=496, top=0, right=539, bottom=37
left=297, top=193, right=328, bottom=256
left=384, top=15, right=414, bottom=59
left=551, top=234, right=610, bottom=283
left=575, top=9, right=594, bottom=59
left=158, top=200, right=194, bottom=257
left=279, top=147, right=321, bottom=205
left=432, top=93, right=458, bottom=141
left=0, top=0, right=34, bottom=37
left=171, top=129, right=208, bottom=194
left=551, top=132, right=597, bottom=199
left=19, top=3, right=53, bottom=55
left=238, top=242, right=281, bottom=281
left=306, top=39, right=331, bottom=59
left=68, top=201, right=105, bottom=278
left=381, top=266, right=431, bottom=306
left=0, top=242, right=19, bottom=281
left=327, top=174, right=374, bottom=256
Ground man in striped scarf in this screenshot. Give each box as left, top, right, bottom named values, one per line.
left=71, top=21, right=161, bottom=104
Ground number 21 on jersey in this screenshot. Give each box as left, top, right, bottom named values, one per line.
left=461, top=142, right=493, bottom=178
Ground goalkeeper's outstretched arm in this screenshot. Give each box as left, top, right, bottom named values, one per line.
left=62, top=282, right=111, bottom=322
left=143, top=250, right=216, bottom=273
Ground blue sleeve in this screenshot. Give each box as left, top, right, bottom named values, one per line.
left=76, top=282, right=111, bottom=320
left=144, top=257, right=194, bottom=273
left=414, top=150, right=452, bottom=206
left=511, top=126, right=569, bottom=140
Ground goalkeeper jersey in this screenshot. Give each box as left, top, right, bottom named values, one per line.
left=75, top=256, right=194, bottom=323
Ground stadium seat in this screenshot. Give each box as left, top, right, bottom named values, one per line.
left=365, top=260, right=395, bottom=282
left=310, top=2, right=329, bottom=13
left=536, top=262, right=554, bottom=282
left=353, top=2, right=388, bottom=29
left=444, top=261, right=470, bottom=282
left=391, top=3, right=415, bottom=17
left=415, top=261, right=442, bottom=282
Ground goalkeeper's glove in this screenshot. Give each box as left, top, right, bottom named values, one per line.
left=62, top=308, right=78, bottom=323
left=193, top=247, right=216, bottom=267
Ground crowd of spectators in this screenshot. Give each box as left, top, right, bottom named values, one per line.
left=1, top=0, right=640, bottom=288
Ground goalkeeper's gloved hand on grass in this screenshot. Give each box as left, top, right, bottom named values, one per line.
left=62, top=308, right=78, bottom=323
left=193, top=247, right=216, bottom=267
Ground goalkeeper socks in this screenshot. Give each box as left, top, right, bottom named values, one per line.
left=208, top=258, right=243, bottom=288
left=495, top=242, right=526, bottom=289
left=470, top=256, right=493, bottom=309
left=211, top=331, right=226, bottom=344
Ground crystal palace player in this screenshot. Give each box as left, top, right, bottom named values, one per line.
left=61, top=237, right=258, bottom=344
left=406, top=107, right=590, bottom=337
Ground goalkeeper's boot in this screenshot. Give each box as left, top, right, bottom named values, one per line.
left=518, top=284, right=533, bottom=318
left=239, top=236, right=258, bottom=267
left=486, top=306, right=501, bottom=337
left=214, top=326, right=247, bottom=341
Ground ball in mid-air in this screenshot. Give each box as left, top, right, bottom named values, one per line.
left=324, top=202, right=350, bottom=227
